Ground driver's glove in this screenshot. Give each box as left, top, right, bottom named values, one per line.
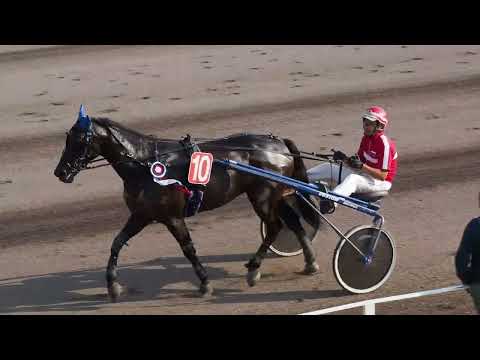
left=332, top=150, right=348, bottom=161
left=346, top=155, right=364, bottom=169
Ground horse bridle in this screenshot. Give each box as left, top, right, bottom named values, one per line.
left=66, top=126, right=168, bottom=172
left=61, top=128, right=97, bottom=174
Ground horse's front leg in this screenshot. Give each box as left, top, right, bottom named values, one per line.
left=106, top=213, right=150, bottom=302
left=163, top=217, right=212, bottom=296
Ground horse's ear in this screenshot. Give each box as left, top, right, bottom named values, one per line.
left=76, top=104, right=91, bottom=130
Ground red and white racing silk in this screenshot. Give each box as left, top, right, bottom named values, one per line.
left=357, top=131, right=398, bottom=183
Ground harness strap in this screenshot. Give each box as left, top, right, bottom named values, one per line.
left=179, top=134, right=205, bottom=191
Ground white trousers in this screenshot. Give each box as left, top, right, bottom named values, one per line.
left=306, top=163, right=392, bottom=197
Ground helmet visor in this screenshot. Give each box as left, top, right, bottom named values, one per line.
left=362, top=114, right=378, bottom=122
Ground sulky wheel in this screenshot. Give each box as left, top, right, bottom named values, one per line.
left=261, top=194, right=320, bottom=257
left=261, top=219, right=319, bottom=257
left=333, top=225, right=396, bottom=294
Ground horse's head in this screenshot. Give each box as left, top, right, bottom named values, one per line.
left=54, top=105, right=101, bottom=183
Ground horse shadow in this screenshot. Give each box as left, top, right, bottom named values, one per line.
left=0, top=253, right=350, bottom=314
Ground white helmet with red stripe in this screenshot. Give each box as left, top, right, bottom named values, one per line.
left=362, top=106, right=388, bottom=129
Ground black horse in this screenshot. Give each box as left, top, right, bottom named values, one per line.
left=54, top=109, right=320, bottom=301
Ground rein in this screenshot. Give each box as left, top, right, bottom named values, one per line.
left=80, top=131, right=337, bottom=172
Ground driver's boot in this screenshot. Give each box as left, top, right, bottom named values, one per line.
left=316, top=183, right=335, bottom=215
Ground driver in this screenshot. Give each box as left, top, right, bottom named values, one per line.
left=319, top=106, right=398, bottom=213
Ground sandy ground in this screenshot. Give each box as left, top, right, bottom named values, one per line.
left=1, top=45, right=480, bottom=315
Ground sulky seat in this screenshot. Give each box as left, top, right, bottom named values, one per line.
left=350, top=191, right=389, bottom=204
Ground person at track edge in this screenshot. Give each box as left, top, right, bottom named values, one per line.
left=455, top=191, right=480, bottom=314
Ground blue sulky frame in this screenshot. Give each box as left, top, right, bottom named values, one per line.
left=215, top=159, right=386, bottom=263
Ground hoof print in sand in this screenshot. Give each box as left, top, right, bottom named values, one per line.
left=129, top=71, right=143, bottom=76
left=370, top=69, right=379, bottom=73
left=56, top=76, right=65, bottom=79
left=398, top=70, right=415, bottom=74
left=109, top=94, right=124, bottom=98
left=100, top=108, right=119, bottom=114
left=224, top=79, right=237, bottom=83
left=18, top=112, right=37, bottom=117
left=50, top=102, right=65, bottom=106
left=331, top=133, right=343, bottom=137
left=169, top=97, right=182, bottom=101
left=290, top=85, right=303, bottom=88
left=24, top=119, right=49, bottom=123
left=200, top=61, right=211, bottom=64
left=206, top=88, right=218, bottom=92
left=305, top=73, right=320, bottom=78
left=289, top=72, right=303, bottom=76
left=140, top=96, right=150, bottom=100
left=464, top=51, right=477, bottom=56
left=426, top=114, right=441, bottom=120
left=34, top=91, right=48, bottom=97
left=0, top=179, right=13, bottom=185
left=72, top=78, right=81, bottom=81
left=456, top=61, right=470, bottom=64
left=249, top=67, right=262, bottom=70
left=231, top=93, right=241, bottom=95
left=352, top=66, right=363, bottom=70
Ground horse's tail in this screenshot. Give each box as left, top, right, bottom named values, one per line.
left=283, top=138, right=308, bottom=184
left=282, top=138, right=320, bottom=229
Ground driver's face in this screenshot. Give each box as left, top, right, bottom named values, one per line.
left=363, top=119, right=377, bottom=136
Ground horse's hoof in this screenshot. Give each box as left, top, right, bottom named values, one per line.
left=199, top=282, right=213, bottom=297
left=108, top=282, right=123, bottom=302
left=303, top=262, right=320, bottom=275
left=247, top=269, right=261, bottom=287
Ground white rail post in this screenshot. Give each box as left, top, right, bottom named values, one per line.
left=363, top=303, right=376, bottom=315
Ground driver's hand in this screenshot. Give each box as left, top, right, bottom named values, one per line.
left=332, top=150, right=348, bottom=161
left=346, top=155, right=364, bottom=169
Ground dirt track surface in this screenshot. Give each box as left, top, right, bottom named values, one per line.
left=1, top=45, right=480, bottom=315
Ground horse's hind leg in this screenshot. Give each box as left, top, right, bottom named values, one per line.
left=244, top=186, right=283, bottom=286
left=163, top=217, right=212, bottom=296
left=277, top=198, right=319, bottom=275
left=106, top=213, right=150, bottom=302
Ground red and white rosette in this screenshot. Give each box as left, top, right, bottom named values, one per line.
left=150, top=161, right=167, bottom=179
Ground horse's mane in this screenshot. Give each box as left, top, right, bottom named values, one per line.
left=92, top=117, right=158, bottom=141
